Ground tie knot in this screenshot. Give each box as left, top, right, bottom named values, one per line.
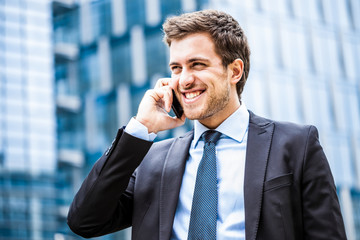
left=202, top=130, right=221, bottom=145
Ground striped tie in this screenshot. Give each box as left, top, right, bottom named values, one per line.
left=188, top=130, right=221, bottom=240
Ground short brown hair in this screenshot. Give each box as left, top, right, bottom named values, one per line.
left=162, top=9, right=251, bottom=99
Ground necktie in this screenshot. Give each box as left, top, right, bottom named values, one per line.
left=188, top=130, right=222, bottom=240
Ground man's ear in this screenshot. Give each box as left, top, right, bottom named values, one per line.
left=229, top=58, right=244, bottom=84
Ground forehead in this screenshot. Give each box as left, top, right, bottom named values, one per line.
left=169, top=33, right=221, bottom=63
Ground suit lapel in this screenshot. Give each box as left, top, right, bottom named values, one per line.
left=244, top=112, right=274, bottom=240
left=159, top=131, right=194, bottom=240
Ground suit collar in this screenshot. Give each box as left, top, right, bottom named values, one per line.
left=244, top=111, right=274, bottom=240
left=193, top=104, right=249, bottom=147
left=159, top=130, right=194, bottom=240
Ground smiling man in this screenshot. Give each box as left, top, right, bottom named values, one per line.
left=169, top=33, right=240, bottom=127
left=67, top=10, right=347, bottom=240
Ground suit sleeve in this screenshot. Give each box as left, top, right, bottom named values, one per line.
left=67, top=128, right=153, bottom=238
left=302, top=126, right=347, bottom=239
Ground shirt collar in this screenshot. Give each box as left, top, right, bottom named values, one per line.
left=193, top=103, right=250, bottom=148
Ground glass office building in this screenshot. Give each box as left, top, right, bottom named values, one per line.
left=53, top=0, right=360, bottom=239
left=0, top=0, right=57, bottom=239
left=0, top=0, right=359, bottom=239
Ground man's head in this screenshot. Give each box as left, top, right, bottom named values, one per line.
left=163, top=9, right=250, bottom=99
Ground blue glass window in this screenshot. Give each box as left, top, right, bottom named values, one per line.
left=53, top=9, right=79, bottom=44
left=111, top=38, right=132, bottom=85
left=79, top=46, right=99, bottom=92
left=125, top=0, right=146, bottom=27
left=145, top=29, right=168, bottom=79
left=91, top=0, right=112, bottom=38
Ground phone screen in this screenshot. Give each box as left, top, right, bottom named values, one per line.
left=171, top=90, right=184, bottom=118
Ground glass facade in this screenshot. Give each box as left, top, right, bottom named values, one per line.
left=0, top=0, right=57, bottom=239
left=53, top=0, right=360, bottom=239
left=0, top=0, right=359, bottom=239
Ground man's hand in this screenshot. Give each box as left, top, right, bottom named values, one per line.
left=135, top=78, right=185, bottom=134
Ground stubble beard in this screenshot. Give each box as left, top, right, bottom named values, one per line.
left=184, top=83, right=231, bottom=121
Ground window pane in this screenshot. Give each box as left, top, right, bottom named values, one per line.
left=145, top=30, right=168, bottom=78
left=242, top=71, right=270, bottom=118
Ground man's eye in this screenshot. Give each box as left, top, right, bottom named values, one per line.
left=192, top=62, right=206, bottom=68
left=171, top=66, right=182, bottom=74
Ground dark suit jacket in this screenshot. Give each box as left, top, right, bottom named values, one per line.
left=67, top=111, right=347, bottom=240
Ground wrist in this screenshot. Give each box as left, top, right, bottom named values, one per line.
left=135, top=116, right=157, bottom=134
left=125, top=117, right=157, bottom=141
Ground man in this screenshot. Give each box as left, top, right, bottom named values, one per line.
left=67, top=10, right=347, bottom=240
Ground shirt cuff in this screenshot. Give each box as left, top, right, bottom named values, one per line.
left=124, top=117, right=157, bottom=141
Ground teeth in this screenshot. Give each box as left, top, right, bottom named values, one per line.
left=185, top=91, right=201, bottom=99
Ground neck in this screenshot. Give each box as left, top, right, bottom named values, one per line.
left=199, top=100, right=241, bottom=129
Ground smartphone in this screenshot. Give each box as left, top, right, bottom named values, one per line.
left=171, top=89, right=184, bottom=118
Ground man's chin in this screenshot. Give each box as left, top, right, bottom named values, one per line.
left=183, top=109, right=209, bottom=121
left=182, top=111, right=199, bottom=121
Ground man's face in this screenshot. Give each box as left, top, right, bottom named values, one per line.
left=169, top=33, right=240, bottom=128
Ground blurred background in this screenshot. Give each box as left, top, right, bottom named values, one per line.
left=0, top=0, right=359, bottom=239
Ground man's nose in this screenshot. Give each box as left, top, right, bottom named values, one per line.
left=179, top=69, right=195, bottom=89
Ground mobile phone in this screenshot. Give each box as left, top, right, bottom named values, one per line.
left=171, top=89, right=184, bottom=118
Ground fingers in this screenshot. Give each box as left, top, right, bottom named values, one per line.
left=155, top=77, right=179, bottom=93
left=154, top=78, right=174, bottom=112
left=155, top=78, right=171, bottom=89
left=149, top=87, right=171, bottom=112
left=164, top=88, right=172, bottom=112
left=136, top=77, right=185, bottom=133
left=169, top=77, right=179, bottom=91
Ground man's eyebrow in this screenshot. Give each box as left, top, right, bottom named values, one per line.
left=169, top=57, right=210, bottom=66
left=188, top=57, right=210, bottom=63
left=169, top=61, right=179, bottom=66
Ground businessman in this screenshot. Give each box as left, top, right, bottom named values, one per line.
left=67, top=10, right=347, bottom=240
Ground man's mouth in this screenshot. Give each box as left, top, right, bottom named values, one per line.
left=184, top=90, right=203, bottom=99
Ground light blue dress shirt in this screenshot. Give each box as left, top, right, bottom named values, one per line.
left=125, top=104, right=249, bottom=240
left=171, top=104, right=249, bottom=240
